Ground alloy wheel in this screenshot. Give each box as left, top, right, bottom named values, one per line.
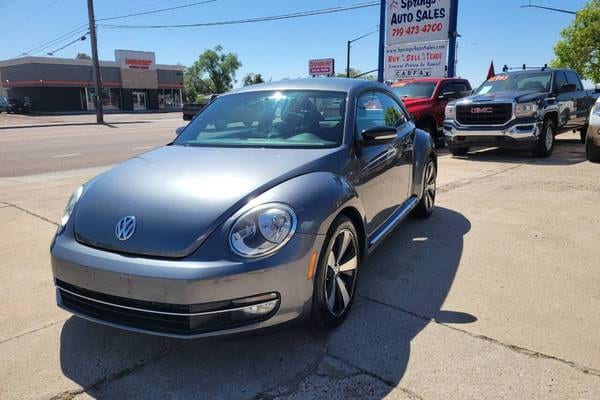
left=545, top=126, right=554, bottom=151
left=324, top=229, right=358, bottom=317
left=424, top=161, right=437, bottom=212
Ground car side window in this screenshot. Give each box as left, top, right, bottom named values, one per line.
left=554, top=72, right=568, bottom=92
left=565, top=71, right=583, bottom=91
left=440, top=82, right=454, bottom=95
left=454, top=82, right=469, bottom=94
left=356, top=91, right=408, bottom=137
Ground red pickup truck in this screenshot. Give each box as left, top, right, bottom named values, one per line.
left=392, top=78, right=472, bottom=148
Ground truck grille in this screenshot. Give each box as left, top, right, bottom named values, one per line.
left=456, top=103, right=513, bottom=125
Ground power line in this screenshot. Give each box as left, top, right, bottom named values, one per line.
left=12, top=26, right=89, bottom=58
left=98, top=1, right=379, bottom=29
left=2, top=0, right=63, bottom=35
left=97, top=0, right=219, bottom=22
left=46, top=32, right=89, bottom=56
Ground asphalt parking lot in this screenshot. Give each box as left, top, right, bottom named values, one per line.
left=1, top=116, right=599, bottom=399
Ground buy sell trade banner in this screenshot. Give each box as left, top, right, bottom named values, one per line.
left=384, top=41, right=448, bottom=80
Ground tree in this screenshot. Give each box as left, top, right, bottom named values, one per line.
left=335, top=68, right=376, bottom=80
left=183, top=46, right=242, bottom=101
left=75, top=53, right=91, bottom=60
left=551, top=0, right=600, bottom=82
left=243, top=73, right=265, bottom=86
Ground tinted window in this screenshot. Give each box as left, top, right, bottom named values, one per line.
left=356, top=91, right=408, bottom=135
left=392, top=82, right=436, bottom=98
left=475, top=72, right=552, bottom=94
left=175, top=90, right=346, bottom=148
left=554, top=71, right=568, bottom=91
left=454, top=82, right=470, bottom=93
left=565, top=71, right=583, bottom=91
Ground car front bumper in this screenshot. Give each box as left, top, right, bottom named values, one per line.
left=444, top=119, right=541, bottom=149
left=51, top=230, right=324, bottom=338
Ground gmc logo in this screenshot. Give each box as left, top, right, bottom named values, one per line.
left=471, top=107, right=494, bottom=114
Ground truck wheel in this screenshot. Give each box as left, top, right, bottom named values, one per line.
left=532, top=119, right=555, bottom=158
left=586, top=137, right=600, bottom=163
left=311, top=216, right=360, bottom=329
left=450, top=146, right=469, bottom=156
left=412, top=157, right=436, bottom=218
left=419, top=120, right=443, bottom=149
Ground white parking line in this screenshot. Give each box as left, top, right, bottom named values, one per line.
left=131, top=146, right=155, bottom=151
left=50, top=153, right=82, bottom=158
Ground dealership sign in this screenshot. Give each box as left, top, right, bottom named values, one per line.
left=386, top=0, right=452, bottom=45
left=384, top=41, right=448, bottom=80
left=115, top=50, right=156, bottom=71
left=309, top=59, right=335, bottom=76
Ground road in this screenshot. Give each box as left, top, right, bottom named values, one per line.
left=0, top=119, right=599, bottom=399
left=0, top=114, right=181, bottom=177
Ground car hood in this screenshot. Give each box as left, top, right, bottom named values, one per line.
left=459, top=90, right=547, bottom=104
left=401, top=97, right=433, bottom=108
left=74, top=145, right=340, bottom=258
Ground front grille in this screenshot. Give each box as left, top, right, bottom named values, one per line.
left=56, top=279, right=279, bottom=336
left=456, top=103, right=513, bottom=125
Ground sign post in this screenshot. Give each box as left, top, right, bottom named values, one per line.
left=447, top=0, right=459, bottom=77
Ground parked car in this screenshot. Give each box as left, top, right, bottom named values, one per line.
left=4, top=97, right=31, bottom=113
left=182, top=95, right=213, bottom=120
left=0, top=97, right=8, bottom=113
left=50, top=79, right=437, bottom=338
left=444, top=68, right=598, bottom=158
left=391, top=78, right=472, bottom=148
left=586, top=97, right=600, bottom=162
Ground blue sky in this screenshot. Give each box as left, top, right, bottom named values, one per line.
left=0, top=0, right=589, bottom=88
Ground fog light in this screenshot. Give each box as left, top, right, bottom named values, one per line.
left=242, top=299, right=278, bottom=316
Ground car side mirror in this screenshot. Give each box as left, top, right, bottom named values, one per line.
left=361, top=126, right=397, bottom=144
left=559, top=83, right=576, bottom=94
left=438, top=91, right=458, bottom=100
left=175, top=126, right=185, bottom=136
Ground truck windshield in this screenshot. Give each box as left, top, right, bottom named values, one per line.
left=392, top=82, right=437, bottom=98
left=475, top=72, right=552, bottom=95
left=174, top=90, right=346, bottom=148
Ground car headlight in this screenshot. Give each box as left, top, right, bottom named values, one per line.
left=445, top=104, right=456, bottom=119
left=515, top=102, right=538, bottom=117
left=229, top=203, right=297, bottom=258
left=57, top=185, right=83, bottom=234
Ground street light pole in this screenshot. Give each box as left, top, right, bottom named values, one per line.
left=346, top=29, right=378, bottom=78
left=521, top=1, right=576, bottom=15
left=87, top=0, right=104, bottom=124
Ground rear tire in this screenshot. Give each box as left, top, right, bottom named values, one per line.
left=450, top=146, right=469, bottom=156
left=586, top=137, right=600, bottom=163
left=532, top=119, right=555, bottom=158
left=311, top=216, right=360, bottom=329
left=412, top=157, right=437, bottom=218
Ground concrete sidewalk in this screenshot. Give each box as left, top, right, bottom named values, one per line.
left=1, top=136, right=599, bottom=399
left=0, top=112, right=181, bottom=130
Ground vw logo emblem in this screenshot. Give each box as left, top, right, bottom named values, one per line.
left=115, top=216, right=136, bottom=241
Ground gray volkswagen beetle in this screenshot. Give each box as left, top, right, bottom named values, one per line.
left=51, top=79, right=437, bottom=338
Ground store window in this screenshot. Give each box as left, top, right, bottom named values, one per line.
left=158, top=89, right=182, bottom=109
left=85, top=87, right=120, bottom=110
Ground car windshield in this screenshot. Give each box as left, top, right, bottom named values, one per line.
left=174, top=90, right=346, bottom=148
left=475, top=72, right=552, bottom=95
left=392, top=82, right=437, bottom=98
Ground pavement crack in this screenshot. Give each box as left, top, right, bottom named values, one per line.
left=1, top=201, right=58, bottom=226
left=360, top=295, right=600, bottom=379
left=0, top=318, right=68, bottom=345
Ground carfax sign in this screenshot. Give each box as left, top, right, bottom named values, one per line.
left=386, top=0, right=452, bottom=45
left=384, top=41, right=448, bottom=80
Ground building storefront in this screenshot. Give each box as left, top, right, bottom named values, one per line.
left=0, top=50, right=184, bottom=112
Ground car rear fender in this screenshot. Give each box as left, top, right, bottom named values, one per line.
left=412, top=129, right=436, bottom=198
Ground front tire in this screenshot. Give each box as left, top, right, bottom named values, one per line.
left=412, top=157, right=437, bottom=218
left=586, top=137, right=600, bottom=163
left=580, top=125, right=588, bottom=143
left=532, top=119, right=555, bottom=158
left=311, top=216, right=360, bottom=329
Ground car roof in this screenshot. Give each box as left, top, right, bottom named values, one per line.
left=225, top=78, right=388, bottom=95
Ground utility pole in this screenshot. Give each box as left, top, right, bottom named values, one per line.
left=87, top=0, right=103, bottom=124
left=447, top=0, right=459, bottom=78
left=377, top=0, right=386, bottom=82
left=346, top=29, right=378, bottom=78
